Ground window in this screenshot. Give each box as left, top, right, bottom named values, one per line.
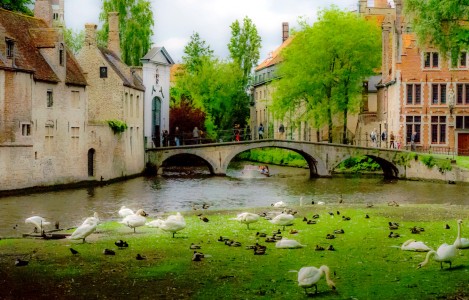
left=6, top=39, right=14, bottom=58
left=424, top=51, right=439, bottom=69
left=21, top=123, right=31, bottom=136
left=431, top=116, right=446, bottom=144
left=406, top=84, right=421, bottom=105
left=406, top=116, right=421, bottom=144
left=136, top=95, right=140, bottom=118
left=431, top=84, right=446, bottom=105
left=59, top=44, right=64, bottom=66
left=100, top=66, right=108, bottom=78
left=130, top=94, right=134, bottom=117
left=456, top=116, right=469, bottom=129
left=460, top=52, right=467, bottom=68
left=71, top=127, right=79, bottom=150
left=53, top=13, right=59, bottom=20
left=125, top=93, right=128, bottom=118
left=456, top=84, right=469, bottom=104
left=71, top=91, right=80, bottom=108
left=45, top=124, right=54, bottom=155
left=47, top=90, right=53, bottom=107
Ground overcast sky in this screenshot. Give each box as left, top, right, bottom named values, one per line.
left=64, top=0, right=359, bottom=64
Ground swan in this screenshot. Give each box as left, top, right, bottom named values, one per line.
left=275, top=238, right=305, bottom=249
left=25, top=216, right=51, bottom=233
left=270, top=213, right=295, bottom=231
left=454, top=219, right=469, bottom=249
left=146, top=219, right=164, bottom=227
left=271, top=201, right=287, bottom=208
left=120, top=209, right=148, bottom=233
left=158, top=212, right=186, bottom=237
left=118, top=206, right=134, bottom=218
left=231, top=212, right=260, bottom=229
left=418, top=243, right=458, bottom=269
left=401, top=239, right=432, bottom=252
left=297, top=265, right=336, bottom=294
left=69, top=213, right=99, bottom=243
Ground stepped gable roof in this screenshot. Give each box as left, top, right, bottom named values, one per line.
left=0, top=8, right=86, bottom=86
left=255, top=36, right=293, bottom=71
left=99, top=47, right=145, bottom=92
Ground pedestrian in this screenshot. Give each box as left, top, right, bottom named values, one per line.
left=278, top=123, right=285, bottom=139
left=389, top=131, right=395, bottom=149
left=193, top=127, right=199, bottom=144
left=410, top=131, right=417, bottom=151
left=258, top=123, right=264, bottom=139
left=162, top=130, right=169, bottom=147
left=174, top=126, right=181, bottom=146
left=381, top=129, right=387, bottom=148
left=245, top=125, right=251, bottom=141
left=370, top=129, right=377, bottom=147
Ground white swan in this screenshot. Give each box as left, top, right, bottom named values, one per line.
left=231, top=212, right=260, bottom=229
left=401, top=239, right=432, bottom=252
left=418, top=243, right=458, bottom=269
left=25, top=216, right=51, bottom=233
left=70, top=212, right=99, bottom=243
left=146, top=219, right=164, bottom=227
left=118, top=206, right=134, bottom=218
left=454, top=219, right=469, bottom=249
left=120, top=209, right=148, bottom=233
left=275, top=238, right=305, bottom=249
left=158, top=212, right=186, bottom=238
left=272, top=201, right=287, bottom=208
left=270, top=213, right=295, bottom=231
left=297, top=265, right=336, bottom=294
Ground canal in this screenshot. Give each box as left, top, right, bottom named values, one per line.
left=1, top=162, right=468, bottom=237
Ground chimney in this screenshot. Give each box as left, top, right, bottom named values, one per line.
left=108, top=12, right=121, bottom=59
left=282, top=22, right=289, bottom=42
left=34, top=0, right=53, bottom=27
left=84, top=23, right=97, bottom=47
left=359, top=0, right=367, bottom=14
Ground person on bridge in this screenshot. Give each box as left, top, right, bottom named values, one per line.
left=174, top=126, right=181, bottom=146
left=258, top=123, right=264, bottom=139
left=193, top=127, right=200, bottom=144
left=389, top=131, right=395, bottom=149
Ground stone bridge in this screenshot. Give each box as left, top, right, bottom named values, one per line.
left=145, top=139, right=412, bottom=178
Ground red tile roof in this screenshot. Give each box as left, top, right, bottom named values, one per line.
left=255, top=36, right=294, bottom=71
left=0, top=8, right=86, bottom=86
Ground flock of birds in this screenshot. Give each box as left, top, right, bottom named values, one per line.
left=19, top=198, right=469, bottom=296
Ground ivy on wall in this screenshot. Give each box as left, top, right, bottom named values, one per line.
left=106, top=119, right=128, bottom=134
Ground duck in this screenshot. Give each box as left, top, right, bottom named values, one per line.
left=271, top=201, right=287, bottom=208
left=401, top=239, right=432, bottom=252
left=69, top=212, right=99, bottom=243
left=275, top=238, right=305, bottom=249
left=231, top=212, right=260, bottom=229
left=158, top=212, right=186, bottom=238
left=115, top=240, right=129, bottom=248
left=120, top=209, right=148, bottom=233
left=454, top=219, right=469, bottom=249
left=118, top=206, right=134, bottom=218
left=297, top=265, right=336, bottom=295
left=270, top=213, right=295, bottom=231
left=418, top=243, right=457, bottom=269
left=25, top=216, right=51, bottom=233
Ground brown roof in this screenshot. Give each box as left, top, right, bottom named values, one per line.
left=255, top=36, right=294, bottom=71
left=0, top=8, right=86, bottom=86
left=99, top=47, right=145, bottom=92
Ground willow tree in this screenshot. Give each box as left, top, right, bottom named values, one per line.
left=405, top=0, right=469, bottom=65
left=99, top=0, right=154, bottom=66
left=272, top=7, right=381, bottom=143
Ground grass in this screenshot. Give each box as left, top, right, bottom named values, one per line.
left=0, top=204, right=468, bottom=299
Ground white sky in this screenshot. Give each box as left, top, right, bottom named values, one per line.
left=64, top=0, right=358, bottom=63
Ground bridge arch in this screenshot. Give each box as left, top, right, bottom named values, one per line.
left=330, top=154, right=399, bottom=179
left=160, top=153, right=215, bottom=174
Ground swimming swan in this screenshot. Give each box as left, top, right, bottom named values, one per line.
left=231, top=212, right=260, bottom=229
left=418, top=243, right=457, bottom=269
left=297, top=265, right=336, bottom=294
left=400, top=239, right=431, bottom=252
left=118, top=206, right=134, bottom=218
left=275, top=238, right=305, bottom=249
left=120, top=209, right=148, bottom=233
left=69, top=212, right=99, bottom=243
left=158, top=212, right=186, bottom=237
left=25, top=216, right=51, bottom=233
left=454, top=219, right=469, bottom=249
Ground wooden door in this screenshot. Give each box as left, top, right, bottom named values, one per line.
left=458, top=133, right=469, bottom=156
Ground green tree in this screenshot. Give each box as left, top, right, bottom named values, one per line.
left=228, top=16, right=262, bottom=85
left=405, top=0, right=469, bottom=65
left=99, top=0, right=154, bottom=66
left=272, top=7, right=381, bottom=143
left=182, top=32, right=214, bottom=74
left=64, top=28, right=85, bottom=55
left=0, top=0, right=32, bottom=15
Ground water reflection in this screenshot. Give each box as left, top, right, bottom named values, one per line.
left=0, top=163, right=467, bottom=237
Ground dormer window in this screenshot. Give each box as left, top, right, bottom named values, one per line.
left=6, top=38, right=14, bottom=59
left=59, top=43, right=64, bottom=66
left=100, top=66, right=108, bottom=78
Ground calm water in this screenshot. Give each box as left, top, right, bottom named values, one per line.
left=1, top=163, right=468, bottom=237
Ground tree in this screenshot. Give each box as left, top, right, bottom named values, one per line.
left=64, top=28, right=85, bottom=55
left=405, top=0, right=469, bottom=65
left=228, top=16, right=262, bottom=85
left=0, top=0, right=32, bottom=15
left=99, top=0, right=154, bottom=66
left=272, top=7, right=381, bottom=143
left=182, top=32, right=214, bottom=74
